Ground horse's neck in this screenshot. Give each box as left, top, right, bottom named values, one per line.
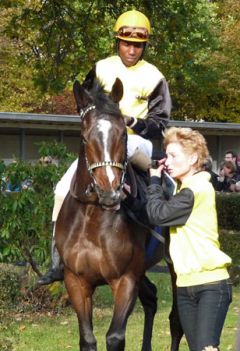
left=70, top=141, right=98, bottom=203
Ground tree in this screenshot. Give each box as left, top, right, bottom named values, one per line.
left=139, top=0, right=221, bottom=121
left=203, top=0, right=240, bottom=122
left=0, top=0, right=239, bottom=121
left=0, top=3, right=43, bottom=112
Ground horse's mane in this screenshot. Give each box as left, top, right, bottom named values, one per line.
left=88, top=79, right=122, bottom=118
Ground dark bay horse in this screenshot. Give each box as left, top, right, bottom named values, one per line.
left=55, top=77, right=183, bottom=351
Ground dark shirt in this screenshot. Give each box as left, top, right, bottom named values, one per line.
left=215, top=173, right=240, bottom=192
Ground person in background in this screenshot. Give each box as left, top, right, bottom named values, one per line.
left=146, top=127, right=232, bottom=351
left=202, top=155, right=219, bottom=190
left=39, top=155, right=53, bottom=166
left=216, top=160, right=240, bottom=192
left=236, top=155, right=240, bottom=168
left=234, top=180, right=240, bottom=192
left=3, top=161, right=22, bottom=192
left=224, top=150, right=240, bottom=175
left=38, top=9, right=171, bottom=285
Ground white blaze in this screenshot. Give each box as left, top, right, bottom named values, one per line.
left=97, top=120, right=115, bottom=184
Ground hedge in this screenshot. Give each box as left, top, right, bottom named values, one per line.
left=216, top=193, right=240, bottom=231
left=0, top=264, right=21, bottom=309
left=0, top=142, right=75, bottom=271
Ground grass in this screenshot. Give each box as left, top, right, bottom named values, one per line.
left=2, top=272, right=240, bottom=351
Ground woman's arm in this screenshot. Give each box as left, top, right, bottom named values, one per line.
left=146, top=182, right=194, bottom=227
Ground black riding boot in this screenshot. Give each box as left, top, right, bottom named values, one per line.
left=37, top=224, right=64, bottom=285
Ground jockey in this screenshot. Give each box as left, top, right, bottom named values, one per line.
left=38, top=9, right=171, bottom=285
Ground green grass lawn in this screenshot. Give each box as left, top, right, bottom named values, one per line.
left=3, top=272, right=240, bottom=351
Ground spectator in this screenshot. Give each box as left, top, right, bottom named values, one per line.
left=235, top=180, right=240, bottom=192
left=39, top=155, right=53, bottom=166
left=2, top=161, right=21, bottom=192
left=216, top=160, right=240, bottom=192
left=203, top=155, right=219, bottom=190
left=4, top=179, right=21, bottom=192
left=237, top=154, right=240, bottom=169
left=224, top=150, right=240, bottom=175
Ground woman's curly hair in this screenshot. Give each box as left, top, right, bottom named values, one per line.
left=163, top=127, right=209, bottom=170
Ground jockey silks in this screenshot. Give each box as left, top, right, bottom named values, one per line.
left=96, top=55, right=165, bottom=135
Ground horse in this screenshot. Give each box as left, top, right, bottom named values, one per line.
left=55, top=77, right=183, bottom=351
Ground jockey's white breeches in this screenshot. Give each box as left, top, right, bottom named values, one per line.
left=52, top=135, right=152, bottom=221
left=127, top=135, right=152, bottom=159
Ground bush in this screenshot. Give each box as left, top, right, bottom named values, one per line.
left=219, top=230, right=240, bottom=266
left=216, top=193, right=240, bottom=230
left=217, top=194, right=240, bottom=285
left=0, top=142, right=75, bottom=272
left=0, top=264, right=21, bottom=308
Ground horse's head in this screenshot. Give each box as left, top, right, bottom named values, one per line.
left=73, top=77, right=127, bottom=210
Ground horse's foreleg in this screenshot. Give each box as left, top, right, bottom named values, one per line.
left=138, top=275, right=158, bottom=351
left=168, top=263, right=184, bottom=351
left=64, top=269, right=96, bottom=351
left=106, top=276, right=138, bottom=351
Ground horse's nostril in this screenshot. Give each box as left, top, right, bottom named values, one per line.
left=111, top=190, right=121, bottom=200
left=98, top=190, right=121, bottom=206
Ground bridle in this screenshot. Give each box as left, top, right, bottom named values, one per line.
left=79, top=105, right=127, bottom=195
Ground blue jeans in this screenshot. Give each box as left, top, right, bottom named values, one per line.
left=177, top=279, right=232, bottom=351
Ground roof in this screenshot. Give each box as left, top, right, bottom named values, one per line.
left=1, top=112, right=240, bottom=135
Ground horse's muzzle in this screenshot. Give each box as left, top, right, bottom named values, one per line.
left=98, top=189, right=122, bottom=210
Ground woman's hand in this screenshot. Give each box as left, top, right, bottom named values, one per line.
left=149, top=158, right=166, bottom=178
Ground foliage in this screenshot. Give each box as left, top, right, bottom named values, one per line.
left=0, top=0, right=239, bottom=120
left=0, top=142, right=75, bottom=273
left=219, top=231, right=240, bottom=266
left=146, top=0, right=221, bottom=121
left=0, top=5, right=44, bottom=112
left=216, top=193, right=240, bottom=230
left=201, top=0, right=240, bottom=122
left=36, top=88, right=77, bottom=115
left=0, top=264, right=21, bottom=308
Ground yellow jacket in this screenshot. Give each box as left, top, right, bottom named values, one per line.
left=146, top=172, right=232, bottom=287
left=95, top=55, right=170, bottom=139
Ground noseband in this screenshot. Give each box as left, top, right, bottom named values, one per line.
left=79, top=105, right=127, bottom=195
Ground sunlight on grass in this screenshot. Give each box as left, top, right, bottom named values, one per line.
left=6, top=273, right=240, bottom=351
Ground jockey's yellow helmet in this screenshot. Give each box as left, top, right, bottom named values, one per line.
left=114, top=10, right=151, bottom=43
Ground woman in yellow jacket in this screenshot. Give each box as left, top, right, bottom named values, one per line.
left=146, top=127, right=232, bottom=351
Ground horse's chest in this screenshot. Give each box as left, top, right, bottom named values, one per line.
left=66, top=231, right=138, bottom=280
left=61, top=208, right=144, bottom=281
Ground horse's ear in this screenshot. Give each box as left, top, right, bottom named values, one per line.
left=73, top=80, right=89, bottom=113
left=82, top=66, right=96, bottom=91
left=110, top=78, right=123, bottom=104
